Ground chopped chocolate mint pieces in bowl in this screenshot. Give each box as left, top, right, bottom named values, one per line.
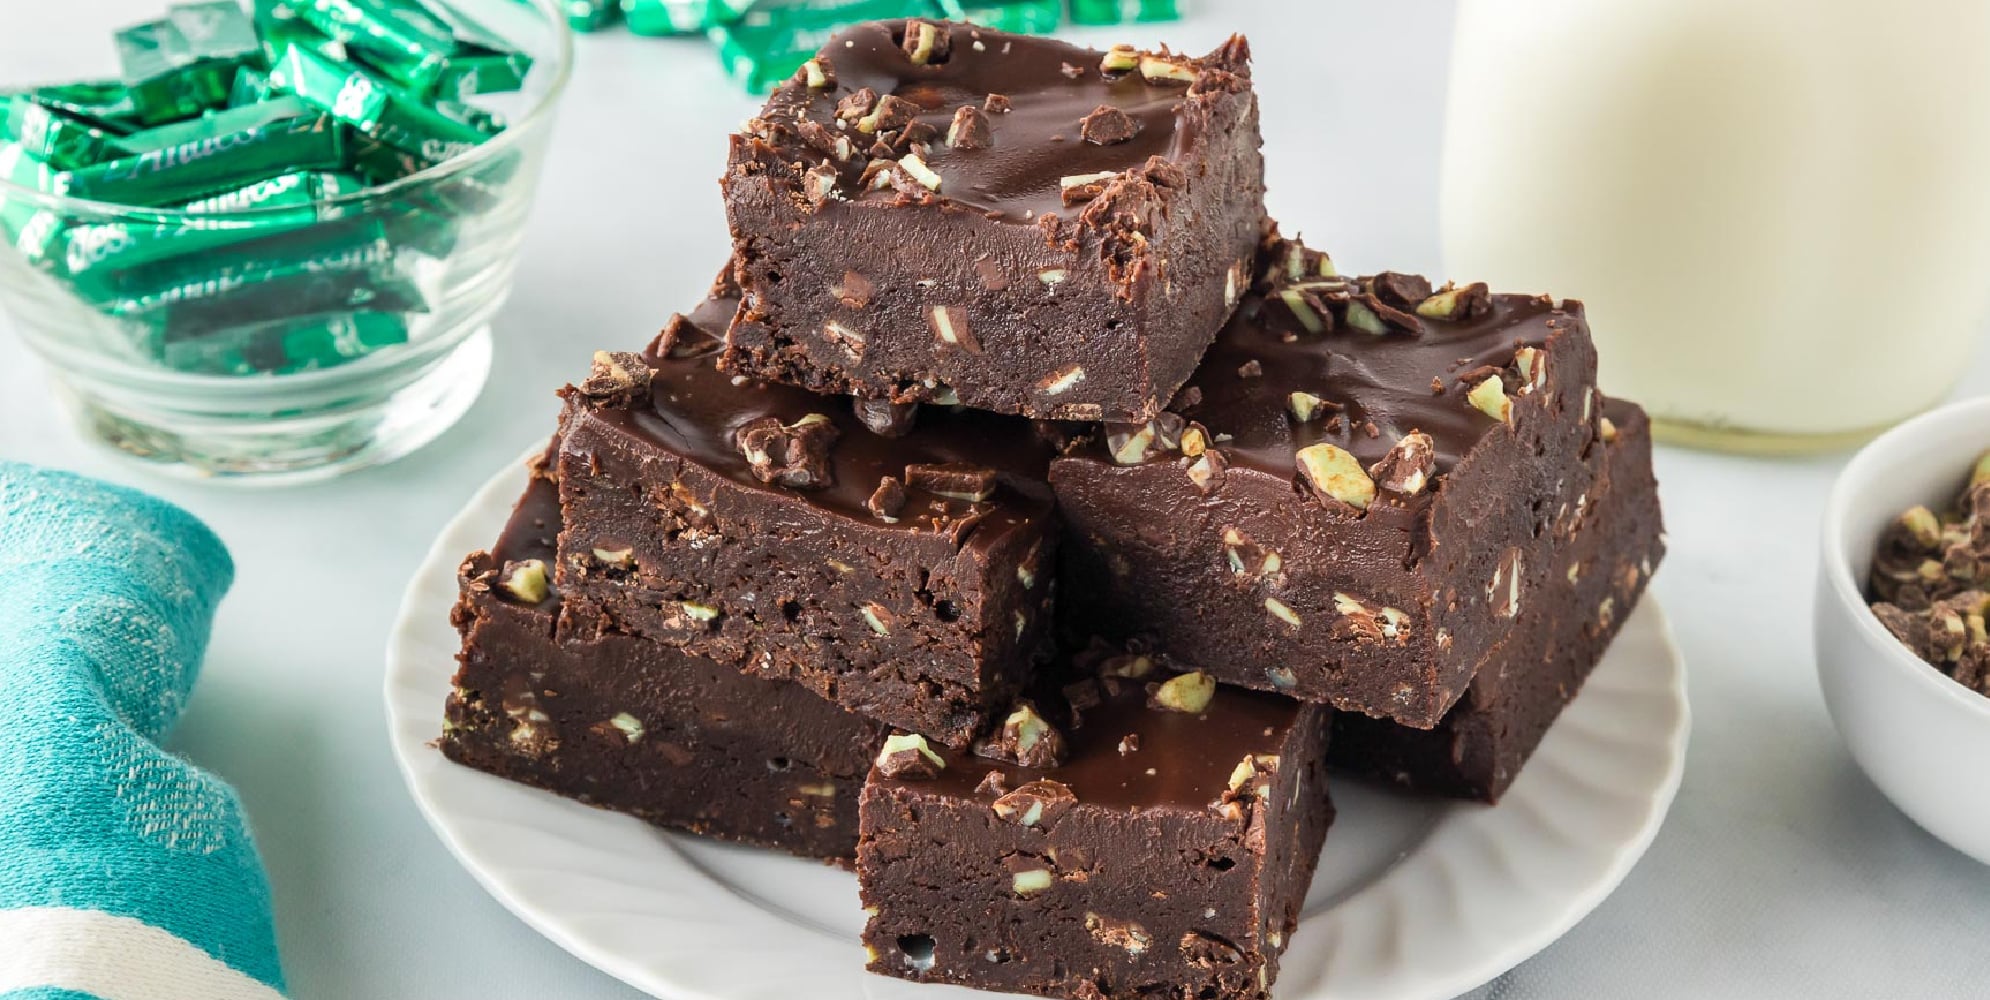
left=1819, top=395, right=1990, bottom=866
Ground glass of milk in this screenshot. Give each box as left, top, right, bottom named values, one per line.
left=1440, top=0, right=1990, bottom=452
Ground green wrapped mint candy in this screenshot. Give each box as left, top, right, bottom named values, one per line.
left=294, top=0, right=454, bottom=92
left=115, top=1, right=263, bottom=125
left=292, top=0, right=532, bottom=100
left=15, top=81, right=149, bottom=136
left=417, top=0, right=517, bottom=50
left=426, top=47, right=533, bottom=101
left=154, top=310, right=409, bottom=375
left=108, top=94, right=316, bottom=154
left=267, top=310, right=410, bottom=371
left=68, top=112, right=349, bottom=207
left=405, top=0, right=537, bottom=96
left=109, top=217, right=397, bottom=316
left=622, top=0, right=752, bottom=37
left=268, top=42, right=489, bottom=169
left=411, top=0, right=537, bottom=100
left=563, top=0, right=620, bottom=32
left=228, top=67, right=275, bottom=107
left=58, top=171, right=365, bottom=290
left=0, top=98, right=122, bottom=171
left=253, top=0, right=352, bottom=65
left=709, top=0, right=941, bottom=92
left=1067, top=0, right=1181, bottom=24
left=434, top=98, right=507, bottom=136
left=0, top=144, right=73, bottom=269
left=156, top=268, right=426, bottom=338
left=937, top=0, right=1060, bottom=33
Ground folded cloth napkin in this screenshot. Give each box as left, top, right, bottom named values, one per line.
left=0, top=463, right=284, bottom=999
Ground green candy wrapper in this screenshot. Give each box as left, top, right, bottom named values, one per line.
left=158, top=270, right=426, bottom=336
left=114, top=219, right=432, bottom=343
left=296, top=0, right=532, bottom=101
left=228, top=67, right=275, bottom=107
left=710, top=0, right=940, bottom=91
left=622, top=0, right=752, bottom=36
left=115, top=1, right=263, bottom=125
left=427, top=47, right=533, bottom=101
left=418, top=0, right=516, bottom=50
left=159, top=269, right=425, bottom=339
left=108, top=94, right=316, bottom=154
left=351, top=126, right=507, bottom=231
left=155, top=310, right=409, bottom=375
left=254, top=0, right=352, bottom=65
left=348, top=129, right=423, bottom=183
left=1067, top=0, right=1180, bottom=24
left=14, top=81, right=149, bottom=136
left=0, top=145, right=68, bottom=271
left=110, top=217, right=396, bottom=314
left=937, top=0, right=1060, bottom=33
left=563, top=0, right=621, bottom=32
left=268, top=42, right=489, bottom=169
left=0, top=98, right=123, bottom=171
left=58, top=171, right=366, bottom=288
left=267, top=310, right=410, bottom=371
left=295, top=0, right=454, bottom=91
left=406, top=0, right=538, bottom=99
left=68, top=112, right=348, bottom=207
left=434, top=98, right=507, bottom=136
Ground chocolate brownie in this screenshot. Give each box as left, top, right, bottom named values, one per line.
left=441, top=469, right=890, bottom=860
left=1332, top=400, right=1666, bottom=800
left=858, top=668, right=1332, bottom=1000
left=552, top=279, right=1059, bottom=747
left=722, top=19, right=1265, bottom=422
left=1050, top=233, right=1604, bottom=727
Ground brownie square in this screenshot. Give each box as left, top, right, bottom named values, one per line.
left=1049, top=233, right=1604, bottom=727
left=551, top=280, right=1060, bottom=747
left=722, top=19, right=1265, bottom=422
left=858, top=674, right=1332, bottom=1000
left=1332, top=400, right=1666, bottom=801
left=441, top=471, right=890, bottom=861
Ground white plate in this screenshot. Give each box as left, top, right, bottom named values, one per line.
left=386, top=451, right=1689, bottom=1000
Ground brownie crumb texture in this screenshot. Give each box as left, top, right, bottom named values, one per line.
left=1868, top=452, right=1990, bottom=696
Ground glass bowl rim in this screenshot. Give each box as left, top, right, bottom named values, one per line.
left=0, top=0, right=575, bottom=221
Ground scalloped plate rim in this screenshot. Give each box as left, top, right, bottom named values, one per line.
left=386, top=447, right=1689, bottom=1000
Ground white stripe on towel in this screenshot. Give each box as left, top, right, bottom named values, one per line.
left=0, top=907, right=283, bottom=1000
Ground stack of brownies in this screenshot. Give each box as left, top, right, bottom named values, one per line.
left=441, top=18, right=1665, bottom=1000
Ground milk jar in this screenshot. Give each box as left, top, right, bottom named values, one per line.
left=1440, top=0, right=1990, bottom=452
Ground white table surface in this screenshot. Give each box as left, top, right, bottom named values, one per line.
left=5, top=2, right=1990, bottom=997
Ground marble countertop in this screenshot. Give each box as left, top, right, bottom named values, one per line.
left=3, top=1, right=1988, bottom=996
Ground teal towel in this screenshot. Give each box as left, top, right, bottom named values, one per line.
left=0, top=463, right=284, bottom=998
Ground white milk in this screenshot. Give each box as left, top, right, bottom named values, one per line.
left=1440, top=0, right=1990, bottom=448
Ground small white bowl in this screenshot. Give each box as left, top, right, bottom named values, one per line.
left=1817, top=395, right=1990, bottom=865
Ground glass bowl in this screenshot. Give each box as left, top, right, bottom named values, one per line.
left=0, top=0, right=572, bottom=484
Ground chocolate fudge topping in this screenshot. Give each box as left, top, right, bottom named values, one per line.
left=905, top=679, right=1306, bottom=811
left=1152, top=238, right=1584, bottom=482
left=817, top=21, right=1192, bottom=220
left=594, top=290, right=1057, bottom=530
left=490, top=467, right=560, bottom=578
